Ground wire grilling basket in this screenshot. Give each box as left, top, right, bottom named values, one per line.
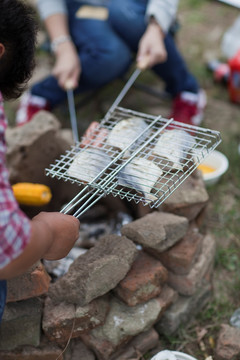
left=45, top=70, right=222, bottom=218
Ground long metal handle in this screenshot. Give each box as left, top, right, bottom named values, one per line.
left=106, top=68, right=141, bottom=117
left=67, top=89, right=79, bottom=143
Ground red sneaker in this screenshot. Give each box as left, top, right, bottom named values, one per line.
left=170, top=90, right=207, bottom=126
left=15, top=92, right=50, bottom=126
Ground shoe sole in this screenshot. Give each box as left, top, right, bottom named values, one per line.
left=191, top=90, right=207, bottom=126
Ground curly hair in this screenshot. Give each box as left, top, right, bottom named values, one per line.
left=0, top=0, right=38, bottom=100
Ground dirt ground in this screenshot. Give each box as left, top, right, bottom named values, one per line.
left=6, top=1, right=240, bottom=359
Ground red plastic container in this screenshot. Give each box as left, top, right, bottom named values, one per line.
left=228, top=49, right=240, bottom=103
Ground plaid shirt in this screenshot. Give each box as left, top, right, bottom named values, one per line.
left=0, top=93, right=31, bottom=270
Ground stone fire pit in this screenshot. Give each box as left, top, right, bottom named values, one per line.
left=0, top=112, right=215, bottom=360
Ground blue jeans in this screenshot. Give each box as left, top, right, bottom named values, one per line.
left=32, top=0, right=198, bottom=107
left=0, top=280, right=7, bottom=323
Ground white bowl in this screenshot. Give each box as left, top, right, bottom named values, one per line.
left=151, top=350, right=197, bottom=360
left=198, top=150, right=229, bottom=186
left=173, top=352, right=198, bottom=360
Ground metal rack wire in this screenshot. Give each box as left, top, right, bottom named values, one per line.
left=46, top=106, right=221, bottom=218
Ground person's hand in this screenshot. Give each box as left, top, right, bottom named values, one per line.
left=52, top=41, right=81, bottom=90
left=137, top=19, right=167, bottom=70
left=32, top=212, right=80, bottom=260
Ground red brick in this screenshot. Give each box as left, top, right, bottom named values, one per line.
left=156, top=226, right=203, bottom=275
left=6, top=261, right=51, bottom=303
left=114, top=251, right=168, bottom=306
left=167, top=234, right=216, bottom=296
left=42, top=295, right=109, bottom=344
left=110, top=328, right=159, bottom=360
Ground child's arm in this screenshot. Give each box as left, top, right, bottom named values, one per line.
left=0, top=212, right=80, bottom=280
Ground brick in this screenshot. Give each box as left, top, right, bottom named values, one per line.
left=110, top=328, right=159, bottom=360
left=167, top=234, right=216, bottom=295
left=156, top=285, right=179, bottom=318
left=0, top=344, right=63, bottom=360
left=64, top=339, right=95, bottom=360
left=159, top=170, right=209, bottom=221
left=156, top=225, right=204, bottom=275
left=42, top=295, right=109, bottom=344
left=80, top=296, right=162, bottom=360
left=7, top=261, right=51, bottom=303
left=215, top=324, right=240, bottom=360
left=48, top=235, right=138, bottom=306
left=0, top=298, right=42, bottom=351
left=121, top=212, right=188, bottom=253
left=114, top=251, right=168, bottom=306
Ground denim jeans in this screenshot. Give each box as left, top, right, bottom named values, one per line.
left=32, top=0, right=198, bottom=107
left=0, top=280, right=7, bottom=323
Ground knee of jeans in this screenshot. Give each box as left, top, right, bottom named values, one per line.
left=108, top=3, right=119, bottom=24
left=108, top=2, right=128, bottom=29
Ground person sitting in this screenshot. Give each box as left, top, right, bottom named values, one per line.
left=16, top=0, right=206, bottom=127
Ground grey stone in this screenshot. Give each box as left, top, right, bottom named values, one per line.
left=6, top=111, right=60, bottom=184
left=81, top=296, right=162, bottom=360
left=155, top=281, right=212, bottom=335
left=6, top=111, right=79, bottom=212
left=121, top=211, right=188, bottom=253
left=0, top=343, right=64, bottom=360
left=0, top=298, right=42, bottom=351
left=160, top=171, right=209, bottom=221
left=48, top=235, right=138, bottom=306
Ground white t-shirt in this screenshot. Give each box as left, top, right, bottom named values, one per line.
left=36, top=0, right=179, bottom=33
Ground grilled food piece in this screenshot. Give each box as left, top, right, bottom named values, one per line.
left=118, top=157, right=163, bottom=203
left=106, top=117, right=148, bottom=157
left=67, top=148, right=112, bottom=183
left=80, top=121, right=109, bottom=148
left=153, top=129, right=196, bottom=170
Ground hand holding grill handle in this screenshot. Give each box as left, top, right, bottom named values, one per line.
left=137, top=55, right=151, bottom=70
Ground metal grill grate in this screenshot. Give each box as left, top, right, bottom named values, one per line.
left=46, top=106, right=221, bottom=218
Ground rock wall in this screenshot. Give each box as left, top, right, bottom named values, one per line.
left=0, top=114, right=218, bottom=360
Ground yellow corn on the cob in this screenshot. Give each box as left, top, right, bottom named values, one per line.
left=12, top=183, right=52, bottom=206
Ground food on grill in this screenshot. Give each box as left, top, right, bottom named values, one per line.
left=106, top=117, right=148, bottom=157
left=80, top=121, right=109, bottom=148
left=118, top=157, right=163, bottom=202
left=67, top=148, right=112, bottom=183
left=153, top=129, right=196, bottom=170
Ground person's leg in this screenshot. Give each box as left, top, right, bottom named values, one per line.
left=33, top=5, right=132, bottom=102
left=108, top=0, right=147, bottom=53
left=153, top=34, right=199, bottom=96
left=109, top=0, right=198, bottom=95
left=0, top=280, right=7, bottom=323
left=16, top=1, right=132, bottom=125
